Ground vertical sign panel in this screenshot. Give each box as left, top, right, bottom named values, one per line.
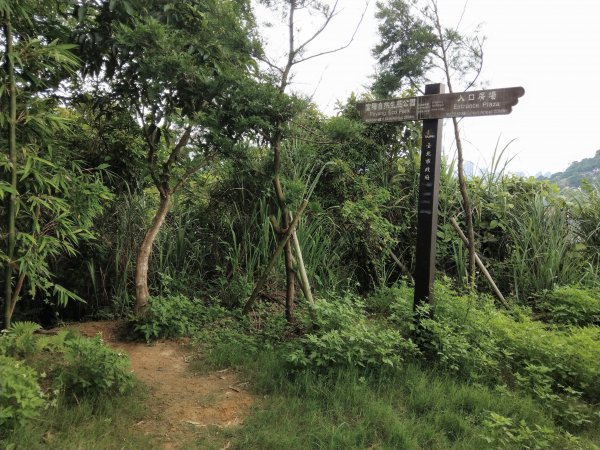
left=413, top=83, right=445, bottom=311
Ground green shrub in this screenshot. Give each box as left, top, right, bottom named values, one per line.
left=514, top=363, right=597, bottom=429
left=366, top=284, right=413, bottom=318
left=287, top=295, right=419, bottom=371
left=57, top=336, right=134, bottom=397
left=130, top=295, right=228, bottom=342
left=538, top=286, right=600, bottom=326
left=481, top=412, right=585, bottom=450
left=0, top=322, right=43, bottom=358
left=419, top=283, right=600, bottom=404
left=0, top=355, right=45, bottom=433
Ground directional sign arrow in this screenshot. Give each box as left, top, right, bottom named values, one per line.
left=358, top=87, right=525, bottom=123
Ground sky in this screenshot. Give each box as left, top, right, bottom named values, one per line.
left=254, top=0, right=600, bottom=175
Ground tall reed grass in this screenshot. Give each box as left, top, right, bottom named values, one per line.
left=509, top=194, right=581, bottom=301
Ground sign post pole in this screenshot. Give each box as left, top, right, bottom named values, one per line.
left=356, top=84, right=524, bottom=313
left=413, top=83, right=444, bottom=312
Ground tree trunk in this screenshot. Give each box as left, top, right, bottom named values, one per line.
left=243, top=200, right=309, bottom=315
left=452, top=117, right=477, bottom=289
left=272, top=132, right=297, bottom=322
left=3, top=17, right=18, bottom=329
left=432, top=3, right=478, bottom=292
left=134, top=192, right=171, bottom=316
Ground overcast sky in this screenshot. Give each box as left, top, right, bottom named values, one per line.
left=255, top=0, right=600, bottom=175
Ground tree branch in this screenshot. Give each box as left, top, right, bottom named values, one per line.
left=294, top=1, right=369, bottom=65
left=161, top=125, right=192, bottom=188
left=256, top=54, right=285, bottom=74
left=170, top=150, right=214, bottom=194
left=293, top=0, right=340, bottom=57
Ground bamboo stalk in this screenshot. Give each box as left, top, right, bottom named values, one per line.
left=288, top=211, right=314, bottom=307
left=288, top=212, right=317, bottom=325
left=3, top=16, right=18, bottom=328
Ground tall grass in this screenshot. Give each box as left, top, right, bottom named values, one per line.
left=152, top=197, right=209, bottom=296
left=212, top=193, right=350, bottom=307
left=509, top=194, right=581, bottom=301
left=1, top=387, right=157, bottom=449
left=573, top=182, right=600, bottom=268
left=295, top=212, right=350, bottom=291
left=79, top=190, right=148, bottom=317
left=83, top=190, right=211, bottom=315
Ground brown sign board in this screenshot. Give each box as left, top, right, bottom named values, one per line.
left=357, top=87, right=525, bottom=123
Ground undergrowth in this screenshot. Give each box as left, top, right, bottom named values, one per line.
left=189, top=281, right=600, bottom=449
left=1, top=386, right=155, bottom=449
left=0, top=321, right=135, bottom=443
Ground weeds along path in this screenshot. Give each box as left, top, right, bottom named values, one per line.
left=73, top=321, right=253, bottom=449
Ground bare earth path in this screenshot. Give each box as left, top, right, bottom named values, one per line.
left=72, top=321, right=254, bottom=449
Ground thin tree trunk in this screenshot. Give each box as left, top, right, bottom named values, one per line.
left=134, top=192, right=171, bottom=316
left=3, top=17, right=18, bottom=329
left=272, top=131, right=297, bottom=322
left=452, top=117, right=477, bottom=289
left=284, top=240, right=296, bottom=321
left=432, top=3, right=477, bottom=291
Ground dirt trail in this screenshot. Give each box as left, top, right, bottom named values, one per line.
left=73, top=321, right=253, bottom=448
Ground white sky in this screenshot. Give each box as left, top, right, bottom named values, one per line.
left=255, top=0, right=600, bottom=175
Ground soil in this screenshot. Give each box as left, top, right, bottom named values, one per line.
left=71, top=321, right=254, bottom=449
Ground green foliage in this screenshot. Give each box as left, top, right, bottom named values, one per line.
left=0, top=0, right=114, bottom=326
left=287, top=294, right=419, bottom=371
left=0, top=320, right=135, bottom=402
left=414, top=282, right=600, bottom=406
left=508, top=193, right=582, bottom=298
left=192, top=330, right=594, bottom=450
left=130, top=295, right=228, bottom=342
left=373, top=0, right=484, bottom=96
left=58, top=336, right=134, bottom=397
left=538, top=286, right=600, bottom=326
left=0, top=321, right=73, bottom=363
left=437, top=170, right=596, bottom=299
left=0, top=355, right=45, bottom=433
left=514, top=362, right=596, bottom=429
left=341, top=185, right=400, bottom=283
left=0, top=321, right=42, bottom=358
left=481, top=412, right=583, bottom=450
left=0, top=386, right=157, bottom=450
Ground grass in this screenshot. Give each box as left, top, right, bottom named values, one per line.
left=1, top=386, right=158, bottom=450
left=195, top=333, right=600, bottom=450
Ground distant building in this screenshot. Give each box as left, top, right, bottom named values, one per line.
left=464, top=160, right=475, bottom=178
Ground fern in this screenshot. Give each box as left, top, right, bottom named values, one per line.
left=2, top=321, right=42, bottom=358
left=7, top=321, right=41, bottom=336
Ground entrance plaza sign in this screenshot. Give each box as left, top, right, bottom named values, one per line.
left=357, top=84, right=524, bottom=311
left=358, top=86, right=525, bottom=123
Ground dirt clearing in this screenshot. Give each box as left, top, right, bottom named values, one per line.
left=72, top=321, right=253, bottom=449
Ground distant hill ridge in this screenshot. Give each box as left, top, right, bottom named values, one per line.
left=540, top=149, right=600, bottom=188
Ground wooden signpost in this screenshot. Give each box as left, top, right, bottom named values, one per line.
left=357, top=84, right=524, bottom=311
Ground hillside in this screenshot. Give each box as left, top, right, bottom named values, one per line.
left=544, top=149, right=600, bottom=188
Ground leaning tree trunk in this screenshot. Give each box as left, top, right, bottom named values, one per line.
left=134, top=192, right=171, bottom=316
